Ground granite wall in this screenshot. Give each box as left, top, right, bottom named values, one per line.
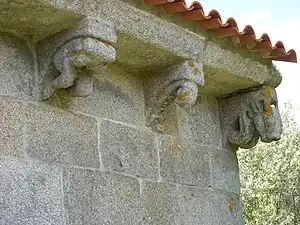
left=0, top=32, right=243, bottom=225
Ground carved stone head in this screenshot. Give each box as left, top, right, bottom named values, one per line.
left=221, top=86, right=282, bottom=149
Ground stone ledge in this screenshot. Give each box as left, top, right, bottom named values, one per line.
left=1, top=0, right=205, bottom=71
left=0, top=156, right=64, bottom=224
left=1, top=0, right=282, bottom=97
left=201, top=41, right=282, bottom=96
left=0, top=0, right=81, bottom=41
left=122, top=0, right=282, bottom=94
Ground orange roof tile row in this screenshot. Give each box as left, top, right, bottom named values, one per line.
left=144, top=0, right=297, bottom=63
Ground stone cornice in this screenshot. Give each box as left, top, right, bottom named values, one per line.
left=1, top=0, right=282, bottom=97
left=0, top=1, right=285, bottom=153
left=0, top=0, right=81, bottom=41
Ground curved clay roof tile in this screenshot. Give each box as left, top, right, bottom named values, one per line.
left=144, top=0, right=297, bottom=63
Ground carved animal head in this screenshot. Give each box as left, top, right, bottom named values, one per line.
left=227, top=87, right=282, bottom=149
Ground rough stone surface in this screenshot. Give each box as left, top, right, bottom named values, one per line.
left=99, top=120, right=158, bottom=179
left=221, top=94, right=242, bottom=150
left=0, top=157, right=64, bottom=225
left=34, top=0, right=205, bottom=72
left=60, top=0, right=206, bottom=67
left=141, top=181, right=212, bottom=225
left=158, top=136, right=210, bottom=187
left=118, top=0, right=280, bottom=90
left=50, top=37, right=117, bottom=99
left=0, top=1, right=279, bottom=225
left=176, top=185, right=212, bottom=225
left=211, top=191, right=244, bottom=225
left=202, top=41, right=282, bottom=95
left=141, top=182, right=179, bottom=224
left=211, top=148, right=241, bottom=194
left=0, top=98, right=24, bottom=158
left=25, top=103, right=99, bottom=168
left=144, top=60, right=205, bottom=132
left=63, top=168, right=142, bottom=225
left=36, top=17, right=118, bottom=100
left=0, top=33, right=34, bottom=99
left=19, top=0, right=281, bottom=95
left=58, top=64, right=145, bottom=125
left=179, top=96, right=222, bottom=146
left=54, top=38, right=116, bottom=72
left=2, top=0, right=281, bottom=94
left=221, top=86, right=282, bottom=149
left=156, top=96, right=222, bottom=141
left=59, top=16, right=117, bottom=45
left=0, top=0, right=80, bottom=41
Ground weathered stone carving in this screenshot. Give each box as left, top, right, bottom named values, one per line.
left=144, top=61, right=205, bottom=132
left=221, top=86, right=282, bottom=149
left=52, top=37, right=116, bottom=97
left=38, top=17, right=117, bottom=100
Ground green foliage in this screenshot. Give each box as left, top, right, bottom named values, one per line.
left=238, top=107, right=300, bottom=225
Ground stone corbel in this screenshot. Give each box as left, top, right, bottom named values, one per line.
left=144, top=61, right=205, bottom=132
left=37, top=17, right=117, bottom=100
left=221, top=86, right=282, bottom=150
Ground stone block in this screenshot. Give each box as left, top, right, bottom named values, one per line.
left=176, top=185, right=212, bottom=225
left=203, top=41, right=281, bottom=94
left=178, top=96, right=222, bottom=147
left=100, top=120, right=158, bottom=179
left=220, top=95, right=243, bottom=149
left=75, top=0, right=206, bottom=68
left=141, top=181, right=212, bottom=225
left=158, top=136, right=210, bottom=187
left=211, top=148, right=241, bottom=194
left=0, top=157, right=64, bottom=225
left=141, top=181, right=179, bottom=224
left=58, top=64, right=145, bottom=125
left=211, top=190, right=244, bottom=225
left=60, top=16, right=117, bottom=45
left=0, top=0, right=80, bottom=42
left=0, top=98, right=24, bottom=158
left=63, top=168, right=142, bottom=225
left=25, top=103, right=99, bottom=168
left=0, top=33, right=34, bottom=100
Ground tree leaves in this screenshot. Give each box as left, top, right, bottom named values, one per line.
left=238, top=107, right=300, bottom=225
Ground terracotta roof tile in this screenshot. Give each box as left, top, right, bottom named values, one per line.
left=144, top=0, right=297, bottom=63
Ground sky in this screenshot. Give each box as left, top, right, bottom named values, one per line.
left=186, top=0, right=300, bottom=120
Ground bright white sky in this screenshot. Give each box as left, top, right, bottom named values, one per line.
left=186, top=0, right=300, bottom=120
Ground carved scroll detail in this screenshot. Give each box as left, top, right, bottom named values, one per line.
left=52, top=37, right=116, bottom=97
left=222, top=86, right=282, bottom=149
left=145, top=61, right=205, bottom=132
left=38, top=17, right=117, bottom=100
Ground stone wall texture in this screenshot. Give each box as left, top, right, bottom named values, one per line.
left=0, top=32, right=243, bottom=225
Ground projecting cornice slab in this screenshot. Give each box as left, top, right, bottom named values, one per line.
left=1, top=0, right=282, bottom=97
